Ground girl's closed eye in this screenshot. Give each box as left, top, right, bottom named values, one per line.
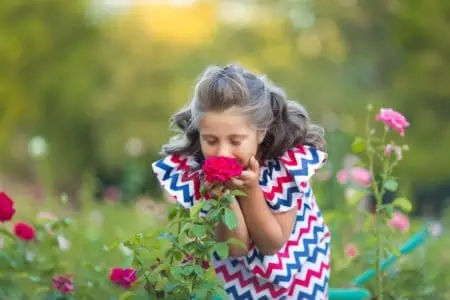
left=231, top=140, right=242, bottom=146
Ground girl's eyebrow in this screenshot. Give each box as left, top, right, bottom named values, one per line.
left=229, top=134, right=248, bottom=139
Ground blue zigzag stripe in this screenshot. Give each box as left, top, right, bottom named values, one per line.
left=154, top=159, right=195, bottom=207
left=272, top=225, right=326, bottom=286
left=297, top=269, right=329, bottom=300
left=154, top=159, right=174, bottom=181
left=225, top=285, right=269, bottom=300
left=296, top=242, right=330, bottom=299
left=245, top=203, right=312, bottom=265
left=259, top=159, right=282, bottom=186
left=286, top=149, right=321, bottom=177
left=266, top=186, right=300, bottom=210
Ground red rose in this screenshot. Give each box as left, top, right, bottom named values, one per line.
left=52, top=275, right=74, bottom=294
left=0, top=192, right=16, bottom=222
left=109, top=267, right=137, bottom=289
left=202, top=156, right=244, bottom=183
left=14, top=222, right=36, bottom=241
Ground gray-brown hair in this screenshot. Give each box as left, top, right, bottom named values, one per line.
left=161, top=64, right=325, bottom=161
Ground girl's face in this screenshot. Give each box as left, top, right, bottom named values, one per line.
left=199, top=106, right=264, bottom=168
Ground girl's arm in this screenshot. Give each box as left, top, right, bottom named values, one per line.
left=215, top=200, right=250, bottom=257
left=232, top=157, right=297, bottom=256
left=239, top=187, right=297, bottom=255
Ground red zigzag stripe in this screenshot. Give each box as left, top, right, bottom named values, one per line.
left=249, top=215, right=318, bottom=279
left=288, top=261, right=330, bottom=296
left=215, top=265, right=288, bottom=298
left=263, top=173, right=294, bottom=200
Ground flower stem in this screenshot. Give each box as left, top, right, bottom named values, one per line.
left=366, top=110, right=383, bottom=300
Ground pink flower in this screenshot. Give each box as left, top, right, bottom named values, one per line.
left=110, top=267, right=137, bottom=289
left=384, top=144, right=403, bottom=160
left=388, top=212, right=410, bottom=233
left=375, top=108, right=410, bottom=137
left=349, top=167, right=371, bottom=187
left=52, top=275, right=74, bottom=294
left=344, top=243, right=359, bottom=258
left=0, top=192, right=16, bottom=222
left=14, top=222, right=36, bottom=241
left=336, top=167, right=371, bottom=187
left=336, top=170, right=349, bottom=184
left=202, top=156, right=244, bottom=183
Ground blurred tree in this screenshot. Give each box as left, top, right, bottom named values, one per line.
left=0, top=0, right=106, bottom=203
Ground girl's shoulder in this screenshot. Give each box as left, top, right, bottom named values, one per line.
left=261, top=144, right=327, bottom=177
left=259, top=144, right=327, bottom=212
left=152, top=154, right=203, bottom=208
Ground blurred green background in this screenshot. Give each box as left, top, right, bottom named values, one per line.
left=2, top=0, right=449, bottom=212
left=1, top=0, right=450, bottom=298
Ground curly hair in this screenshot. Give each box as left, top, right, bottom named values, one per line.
left=161, top=64, right=326, bottom=162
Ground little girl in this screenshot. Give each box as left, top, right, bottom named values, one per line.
left=152, top=64, right=330, bottom=300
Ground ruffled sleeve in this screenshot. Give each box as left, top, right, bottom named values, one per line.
left=259, top=144, right=327, bottom=213
left=151, top=154, right=202, bottom=209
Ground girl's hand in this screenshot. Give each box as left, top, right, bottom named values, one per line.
left=230, top=156, right=260, bottom=192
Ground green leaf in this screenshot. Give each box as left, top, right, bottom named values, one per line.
left=384, top=179, right=398, bottom=192
left=351, top=137, right=366, bottom=153
left=345, top=190, right=367, bottom=207
left=392, top=197, right=412, bottom=213
left=168, top=205, right=179, bottom=220
left=190, top=201, right=203, bottom=218
left=384, top=205, right=394, bottom=219
left=222, top=208, right=237, bottom=230
left=191, top=225, right=206, bottom=237
left=119, top=291, right=135, bottom=300
left=202, top=201, right=213, bottom=211
left=213, top=242, right=229, bottom=259
left=195, top=287, right=209, bottom=299
left=170, top=267, right=184, bottom=280
left=226, top=238, right=247, bottom=251
left=213, top=286, right=229, bottom=299
left=230, top=189, right=247, bottom=197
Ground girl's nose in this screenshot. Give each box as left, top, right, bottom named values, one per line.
left=217, top=146, right=232, bottom=158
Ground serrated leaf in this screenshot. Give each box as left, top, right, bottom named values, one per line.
left=119, top=291, right=135, bottom=300
left=213, top=243, right=229, bottom=259
left=222, top=208, right=237, bottom=230
left=384, top=179, right=398, bottom=192
left=352, top=137, right=366, bottom=153
left=190, top=202, right=203, bottom=218
left=392, top=197, right=412, bottom=213
left=191, top=225, right=206, bottom=237
left=202, top=201, right=212, bottom=211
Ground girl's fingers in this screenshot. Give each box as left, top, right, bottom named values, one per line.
left=231, top=177, right=244, bottom=188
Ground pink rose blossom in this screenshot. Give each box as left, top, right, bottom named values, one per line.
left=202, top=156, right=244, bottom=183
left=336, top=170, right=349, bottom=184
left=375, top=108, right=410, bottom=136
left=0, top=192, right=16, bottom=222
left=388, top=211, right=410, bottom=233
left=344, top=243, right=359, bottom=258
left=109, top=267, right=137, bottom=289
left=52, top=275, right=74, bottom=294
left=336, top=167, right=371, bottom=187
left=349, top=167, right=371, bottom=187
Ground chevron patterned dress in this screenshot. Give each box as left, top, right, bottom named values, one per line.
left=152, top=145, right=330, bottom=300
